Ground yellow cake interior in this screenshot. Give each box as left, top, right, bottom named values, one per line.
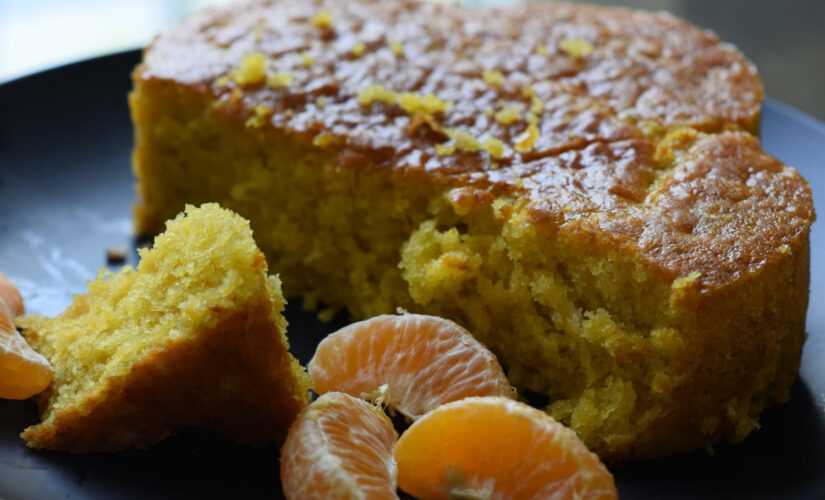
left=19, top=203, right=311, bottom=451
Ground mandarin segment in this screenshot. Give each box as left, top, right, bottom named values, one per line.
left=0, top=272, right=24, bottom=317
left=0, top=276, right=52, bottom=400
left=394, top=396, right=618, bottom=500
left=0, top=328, right=53, bottom=400
left=281, top=392, right=398, bottom=500
left=308, top=314, right=515, bottom=420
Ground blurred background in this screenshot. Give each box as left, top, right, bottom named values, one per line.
left=1, top=0, right=824, bottom=121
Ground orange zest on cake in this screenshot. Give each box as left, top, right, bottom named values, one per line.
left=129, top=0, right=815, bottom=459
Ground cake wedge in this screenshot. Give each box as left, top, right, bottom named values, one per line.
left=17, top=203, right=311, bottom=452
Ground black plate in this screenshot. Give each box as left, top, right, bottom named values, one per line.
left=1, top=51, right=824, bottom=500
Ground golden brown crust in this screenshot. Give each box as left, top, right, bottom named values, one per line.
left=630, top=231, right=809, bottom=458
left=21, top=304, right=309, bottom=452
left=542, top=130, right=815, bottom=288
left=138, top=0, right=762, bottom=145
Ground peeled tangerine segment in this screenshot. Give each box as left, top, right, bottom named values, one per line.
left=0, top=303, right=51, bottom=400
left=394, top=396, right=618, bottom=500
left=0, top=272, right=24, bottom=317
left=308, top=314, right=515, bottom=420
left=280, top=392, right=398, bottom=500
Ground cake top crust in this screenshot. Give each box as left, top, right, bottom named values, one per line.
left=136, top=0, right=813, bottom=288
left=140, top=0, right=762, bottom=165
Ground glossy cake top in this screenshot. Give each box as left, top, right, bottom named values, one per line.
left=140, top=0, right=761, bottom=159
left=135, top=0, right=813, bottom=288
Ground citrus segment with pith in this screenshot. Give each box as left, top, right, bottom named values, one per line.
left=308, top=314, right=515, bottom=420
left=394, top=396, right=618, bottom=500
left=0, top=272, right=24, bottom=317
left=0, top=274, right=52, bottom=400
left=280, top=391, right=399, bottom=500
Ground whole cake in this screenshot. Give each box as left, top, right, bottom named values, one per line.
left=129, top=0, right=814, bottom=459
left=18, top=204, right=311, bottom=452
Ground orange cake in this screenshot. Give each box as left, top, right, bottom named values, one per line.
left=129, top=0, right=814, bottom=459
left=17, top=204, right=311, bottom=452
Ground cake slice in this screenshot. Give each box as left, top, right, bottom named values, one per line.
left=129, top=0, right=814, bottom=459
left=17, top=203, right=311, bottom=452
